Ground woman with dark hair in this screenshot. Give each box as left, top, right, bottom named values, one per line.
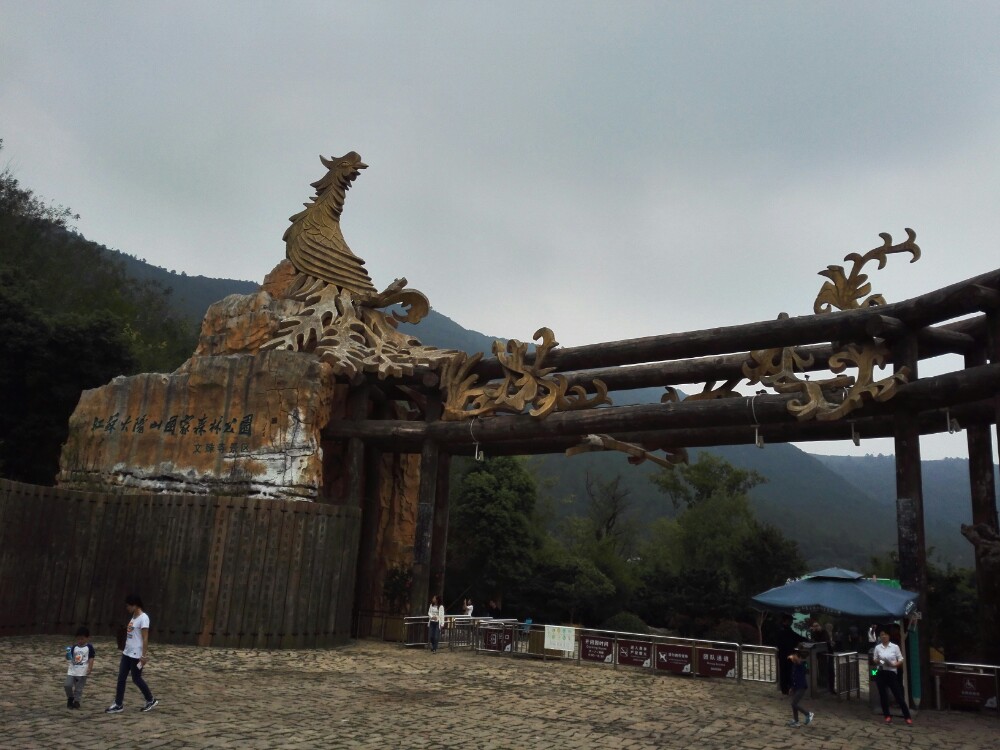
left=873, top=628, right=912, bottom=725
left=105, top=594, right=158, bottom=713
left=427, top=594, right=445, bottom=653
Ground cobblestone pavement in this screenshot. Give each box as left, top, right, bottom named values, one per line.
left=1, top=636, right=996, bottom=749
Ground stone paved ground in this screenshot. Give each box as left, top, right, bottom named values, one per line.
left=1, top=636, right=996, bottom=749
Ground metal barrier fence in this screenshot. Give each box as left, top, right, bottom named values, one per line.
left=390, top=618, right=1000, bottom=712
left=400, top=618, right=778, bottom=685
left=932, top=660, right=999, bottom=712
left=832, top=651, right=862, bottom=700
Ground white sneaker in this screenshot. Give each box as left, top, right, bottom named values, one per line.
left=805, top=712, right=815, bottom=725
left=140, top=698, right=159, bottom=712
left=787, top=720, right=800, bottom=727
left=105, top=703, right=124, bottom=714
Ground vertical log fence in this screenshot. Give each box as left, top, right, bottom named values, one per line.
left=0, top=479, right=360, bottom=648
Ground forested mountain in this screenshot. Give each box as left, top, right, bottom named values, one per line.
left=811, top=454, right=995, bottom=567
left=1, top=145, right=199, bottom=482
left=113, top=252, right=258, bottom=323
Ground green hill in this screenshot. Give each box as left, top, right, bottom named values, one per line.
left=110, top=249, right=259, bottom=323
left=809, top=454, right=993, bottom=567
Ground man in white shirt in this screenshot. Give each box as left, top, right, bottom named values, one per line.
left=105, top=594, right=159, bottom=713
left=872, top=629, right=912, bottom=725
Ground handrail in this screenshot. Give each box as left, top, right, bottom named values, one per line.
left=930, top=659, right=999, bottom=711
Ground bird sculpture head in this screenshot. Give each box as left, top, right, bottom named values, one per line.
left=309, top=152, right=367, bottom=218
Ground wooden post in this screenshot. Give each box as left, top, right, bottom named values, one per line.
left=429, top=455, right=452, bottom=603
left=352, top=395, right=384, bottom=633
left=344, top=385, right=368, bottom=508
left=410, top=393, right=443, bottom=615
left=892, top=333, right=929, bottom=706
left=975, top=312, right=1000, bottom=664
left=966, top=348, right=999, bottom=536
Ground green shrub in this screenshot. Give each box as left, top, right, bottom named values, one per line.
left=599, top=611, right=649, bottom=635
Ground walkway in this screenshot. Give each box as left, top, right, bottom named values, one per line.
left=0, top=636, right=994, bottom=749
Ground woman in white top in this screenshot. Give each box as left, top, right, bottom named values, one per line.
left=872, top=629, right=912, bottom=724
left=427, top=595, right=445, bottom=653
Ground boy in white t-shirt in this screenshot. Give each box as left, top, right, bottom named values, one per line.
left=105, top=594, right=159, bottom=714
left=65, top=626, right=95, bottom=709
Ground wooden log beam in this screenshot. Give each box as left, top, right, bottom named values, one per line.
left=322, top=397, right=995, bottom=456
left=324, top=362, right=1000, bottom=447
left=865, top=315, right=977, bottom=354
left=556, top=316, right=988, bottom=393
left=968, top=284, right=1000, bottom=310
left=470, top=269, right=1000, bottom=378
left=460, top=400, right=996, bottom=456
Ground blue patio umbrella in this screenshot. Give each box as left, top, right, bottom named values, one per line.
left=751, top=567, right=918, bottom=619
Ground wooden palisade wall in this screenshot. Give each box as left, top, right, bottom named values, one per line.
left=0, top=479, right=360, bottom=648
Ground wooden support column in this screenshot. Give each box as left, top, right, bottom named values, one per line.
left=410, top=392, right=443, bottom=615
left=429, top=455, right=452, bottom=601
left=345, top=385, right=369, bottom=508
left=966, top=348, right=999, bottom=528
left=352, top=396, right=384, bottom=630
left=346, top=385, right=381, bottom=638
left=892, top=333, right=929, bottom=705
left=973, top=311, right=1000, bottom=664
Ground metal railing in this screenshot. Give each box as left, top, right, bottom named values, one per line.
left=387, top=615, right=1000, bottom=713
left=409, top=619, right=779, bottom=685
left=931, top=660, right=999, bottom=712
left=832, top=651, right=862, bottom=700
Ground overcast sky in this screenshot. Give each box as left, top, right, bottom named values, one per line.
left=3, top=1, right=998, bottom=460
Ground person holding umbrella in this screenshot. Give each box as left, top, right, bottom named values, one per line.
left=872, top=628, right=913, bottom=725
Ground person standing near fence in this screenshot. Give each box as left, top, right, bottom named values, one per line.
left=786, top=650, right=815, bottom=728
left=873, top=628, right=912, bottom=725
left=105, top=594, right=158, bottom=714
left=427, top=595, right=445, bottom=653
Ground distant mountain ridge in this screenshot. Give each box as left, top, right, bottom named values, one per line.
left=108, top=249, right=259, bottom=323
left=120, top=254, right=992, bottom=569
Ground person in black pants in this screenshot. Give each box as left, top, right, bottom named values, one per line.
left=872, top=629, right=912, bottom=725
left=776, top=614, right=800, bottom=695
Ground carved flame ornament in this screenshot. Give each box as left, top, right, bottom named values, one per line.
left=441, top=328, right=610, bottom=421
left=262, top=153, right=460, bottom=381
left=741, top=230, right=919, bottom=421
left=814, top=228, right=921, bottom=313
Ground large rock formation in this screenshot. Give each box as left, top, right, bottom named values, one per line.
left=59, top=351, right=341, bottom=501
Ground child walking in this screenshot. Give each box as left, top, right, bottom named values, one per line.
left=105, top=594, right=159, bottom=713
left=787, top=650, right=815, bottom=727
left=65, top=626, right=95, bottom=709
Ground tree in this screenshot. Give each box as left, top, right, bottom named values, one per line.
left=445, top=457, right=543, bottom=609
left=513, top=539, right=615, bottom=624
left=636, top=453, right=803, bottom=631
left=729, top=520, right=806, bottom=601
left=0, top=142, right=197, bottom=483
left=650, top=452, right=766, bottom=510
left=583, top=472, right=638, bottom=558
